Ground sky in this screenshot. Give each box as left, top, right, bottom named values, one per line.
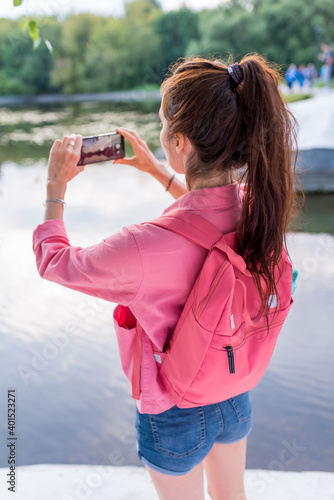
left=0, top=0, right=226, bottom=19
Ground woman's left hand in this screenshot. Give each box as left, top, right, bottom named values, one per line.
left=47, top=134, right=84, bottom=186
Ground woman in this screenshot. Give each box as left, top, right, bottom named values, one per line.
left=33, top=54, right=300, bottom=500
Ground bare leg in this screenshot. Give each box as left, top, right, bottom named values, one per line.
left=145, top=462, right=205, bottom=500
left=203, top=438, right=248, bottom=500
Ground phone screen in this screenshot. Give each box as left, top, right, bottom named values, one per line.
left=78, top=132, right=125, bottom=166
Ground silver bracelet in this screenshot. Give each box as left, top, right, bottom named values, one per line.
left=165, top=173, right=175, bottom=192
left=43, top=198, right=66, bottom=208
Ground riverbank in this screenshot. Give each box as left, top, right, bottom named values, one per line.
left=1, top=464, right=333, bottom=499
left=0, top=89, right=161, bottom=107
left=0, top=86, right=322, bottom=108
left=1, top=88, right=334, bottom=193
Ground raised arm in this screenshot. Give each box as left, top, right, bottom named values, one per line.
left=44, top=133, right=84, bottom=222
left=35, top=133, right=143, bottom=305
left=113, top=127, right=187, bottom=200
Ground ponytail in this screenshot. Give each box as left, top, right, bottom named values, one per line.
left=236, top=54, right=301, bottom=319
left=161, top=54, right=303, bottom=324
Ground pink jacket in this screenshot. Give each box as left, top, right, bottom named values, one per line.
left=33, top=182, right=243, bottom=414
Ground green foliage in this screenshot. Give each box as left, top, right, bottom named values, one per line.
left=2, top=0, right=334, bottom=96
left=193, top=0, right=334, bottom=68
left=48, top=5, right=162, bottom=94
left=154, top=8, right=199, bottom=74
left=189, top=5, right=263, bottom=60
left=0, top=19, right=54, bottom=94
left=21, top=18, right=41, bottom=48
left=49, top=13, right=101, bottom=93
left=14, top=0, right=53, bottom=51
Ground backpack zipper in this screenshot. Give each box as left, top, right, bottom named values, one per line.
left=219, top=315, right=287, bottom=374
left=225, top=345, right=235, bottom=374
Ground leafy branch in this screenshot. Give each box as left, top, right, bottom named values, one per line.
left=13, top=0, right=52, bottom=52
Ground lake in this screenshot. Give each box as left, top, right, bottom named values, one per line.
left=0, top=102, right=333, bottom=473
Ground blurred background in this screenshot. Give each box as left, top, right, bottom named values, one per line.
left=0, top=0, right=333, bottom=477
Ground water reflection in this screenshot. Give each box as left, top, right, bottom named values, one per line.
left=0, top=101, right=161, bottom=163
left=0, top=162, right=171, bottom=468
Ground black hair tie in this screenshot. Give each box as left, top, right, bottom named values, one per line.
left=228, top=62, right=243, bottom=85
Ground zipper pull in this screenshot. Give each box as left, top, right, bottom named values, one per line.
left=225, top=345, right=235, bottom=374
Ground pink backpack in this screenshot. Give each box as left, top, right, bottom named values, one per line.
left=131, top=209, right=294, bottom=408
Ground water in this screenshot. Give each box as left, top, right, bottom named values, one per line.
left=0, top=103, right=333, bottom=472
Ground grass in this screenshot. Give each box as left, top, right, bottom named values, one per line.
left=313, top=79, right=334, bottom=89
left=282, top=93, right=314, bottom=104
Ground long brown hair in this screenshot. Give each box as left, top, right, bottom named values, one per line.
left=161, top=54, right=303, bottom=321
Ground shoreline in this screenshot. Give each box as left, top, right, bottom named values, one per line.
left=0, top=87, right=323, bottom=108
left=0, top=89, right=161, bottom=107
left=1, top=464, right=333, bottom=499
left=1, top=89, right=334, bottom=193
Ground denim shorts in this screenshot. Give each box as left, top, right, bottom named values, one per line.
left=135, top=391, right=253, bottom=476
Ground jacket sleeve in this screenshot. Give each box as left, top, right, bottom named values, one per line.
left=32, top=219, right=143, bottom=306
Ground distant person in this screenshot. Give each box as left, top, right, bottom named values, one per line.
left=319, top=42, right=334, bottom=88
left=33, top=55, right=300, bottom=500
left=304, top=63, right=317, bottom=87
left=285, top=63, right=298, bottom=90
left=296, top=64, right=306, bottom=88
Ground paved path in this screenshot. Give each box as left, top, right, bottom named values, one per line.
left=288, top=90, right=334, bottom=191
left=288, top=90, right=334, bottom=150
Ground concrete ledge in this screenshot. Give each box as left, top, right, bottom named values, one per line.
left=296, top=148, right=334, bottom=172
left=1, top=464, right=333, bottom=500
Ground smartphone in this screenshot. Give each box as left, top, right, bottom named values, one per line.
left=77, top=132, right=125, bottom=166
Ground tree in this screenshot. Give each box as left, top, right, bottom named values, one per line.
left=190, top=0, right=334, bottom=68
left=4, top=0, right=334, bottom=95
left=50, top=14, right=101, bottom=93
left=154, top=8, right=199, bottom=75
left=0, top=19, right=53, bottom=94
left=84, top=1, right=162, bottom=92
left=253, top=0, right=334, bottom=66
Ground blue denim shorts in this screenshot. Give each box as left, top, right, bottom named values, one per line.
left=135, top=391, right=253, bottom=476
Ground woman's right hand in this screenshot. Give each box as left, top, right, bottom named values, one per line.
left=112, top=127, right=163, bottom=174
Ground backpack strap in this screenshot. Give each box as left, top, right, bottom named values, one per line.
left=131, top=321, right=143, bottom=400
left=132, top=320, right=162, bottom=400
left=236, top=277, right=264, bottom=327
left=150, top=209, right=222, bottom=250
left=149, top=209, right=252, bottom=277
